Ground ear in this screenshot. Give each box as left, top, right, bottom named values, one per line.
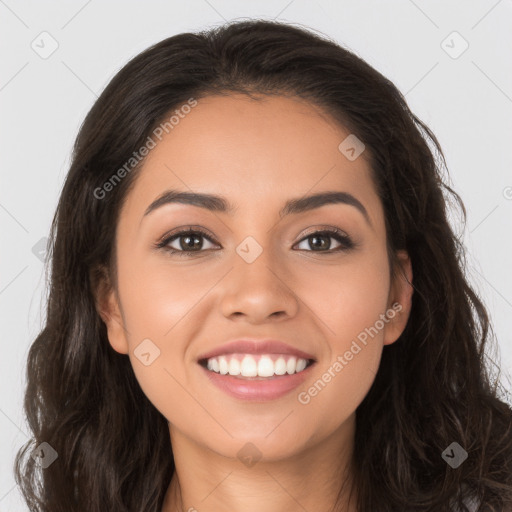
left=383, top=250, right=414, bottom=346
left=90, top=265, right=129, bottom=355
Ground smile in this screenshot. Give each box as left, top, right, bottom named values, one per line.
left=198, top=354, right=316, bottom=401
left=200, top=353, right=314, bottom=378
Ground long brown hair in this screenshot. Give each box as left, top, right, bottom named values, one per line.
left=15, top=19, right=512, bottom=511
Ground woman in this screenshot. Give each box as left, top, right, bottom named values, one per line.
left=15, top=19, right=512, bottom=512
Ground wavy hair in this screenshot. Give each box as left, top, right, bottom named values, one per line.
left=15, top=19, right=512, bottom=512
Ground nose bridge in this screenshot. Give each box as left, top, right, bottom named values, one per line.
left=220, top=234, right=298, bottom=321
left=234, top=234, right=285, bottom=291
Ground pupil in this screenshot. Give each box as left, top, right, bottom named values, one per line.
left=181, top=234, right=201, bottom=250
left=311, top=235, right=329, bottom=250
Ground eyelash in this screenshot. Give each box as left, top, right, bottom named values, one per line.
left=155, top=226, right=356, bottom=257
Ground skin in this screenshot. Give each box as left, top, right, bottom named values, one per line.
left=97, top=94, right=413, bottom=512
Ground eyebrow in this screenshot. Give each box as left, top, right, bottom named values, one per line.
left=143, top=189, right=372, bottom=226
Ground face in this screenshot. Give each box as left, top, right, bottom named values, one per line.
left=98, top=94, right=413, bottom=462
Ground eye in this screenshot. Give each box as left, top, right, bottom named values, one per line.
left=294, top=228, right=355, bottom=252
left=156, top=227, right=218, bottom=256
left=155, top=226, right=355, bottom=257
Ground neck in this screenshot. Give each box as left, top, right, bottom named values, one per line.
left=162, top=415, right=358, bottom=512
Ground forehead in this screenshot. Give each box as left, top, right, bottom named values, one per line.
left=122, top=94, right=382, bottom=226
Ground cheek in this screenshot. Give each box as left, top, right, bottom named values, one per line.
left=114, top=252, right=207, bottom=418
left=331, top=262, right=390, bottom=345
left=117, top=249, right=208, bottom=342
left=295, top=244, right=391, bottom=344
left=292, top=249, right=390, bottom=425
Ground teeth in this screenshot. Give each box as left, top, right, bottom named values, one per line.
left=257, top=356, right=274, bottom=377
left=274, top=357, right=287, bottom=375
left=296, top=358, right=307, bottom=372
left=204, top=354, right=310, bottom=377
left=240, top=355, right=258, bottom=377
left=286, top=357, right=297, bottom=374
left=207, top=357, right=220, bottom=373
left=228, top=358, right=241, bottom=376
left=219, top=356, right=229, bottom=375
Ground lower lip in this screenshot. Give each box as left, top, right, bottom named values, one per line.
left=199, top=363, right=315, bottom=401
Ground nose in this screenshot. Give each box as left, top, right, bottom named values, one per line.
left=220, top=247, right=299, bottom=324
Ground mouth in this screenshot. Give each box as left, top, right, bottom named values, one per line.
left=198, top=353, right=317, bottom=401
left=199, top=353, right=316, bottom=379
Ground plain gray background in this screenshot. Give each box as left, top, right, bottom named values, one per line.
left=1, top=1, right=511, bottom=509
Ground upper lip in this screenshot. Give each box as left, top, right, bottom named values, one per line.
left=197, top=339, right=316, bottom=362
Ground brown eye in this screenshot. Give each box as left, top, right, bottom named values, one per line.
left=157, top=229, right=218, bottom=255
left=294, top=229, right=354, bottom=252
